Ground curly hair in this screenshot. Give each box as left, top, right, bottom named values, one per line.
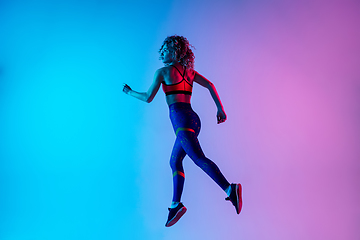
left=159, top=35, right=195, bottom=70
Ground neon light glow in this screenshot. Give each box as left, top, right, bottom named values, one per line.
left=0, top=0, right=359, bottom=239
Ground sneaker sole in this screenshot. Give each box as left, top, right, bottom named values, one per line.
left=236, top=184, right=243, bottom=214
left=165, top=207, right=187, bottom=227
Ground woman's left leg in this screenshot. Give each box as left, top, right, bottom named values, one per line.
left=169, top=136, right=187, bottom=203
left=166, top=136, right=188, bottom=227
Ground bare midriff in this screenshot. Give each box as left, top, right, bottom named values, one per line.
left=166, top=94, right=191, bottom=106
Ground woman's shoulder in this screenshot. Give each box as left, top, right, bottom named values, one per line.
left=156, top=66, right=173, bottom=75
left=156, top=65, right=196, bottom=78
left=188, top=68, right=197, bottom=76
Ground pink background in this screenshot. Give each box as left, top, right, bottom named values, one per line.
left=0, top=0, right=359, bottom=239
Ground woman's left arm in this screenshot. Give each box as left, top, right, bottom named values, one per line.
left=123, top=69, right=163, bottom=103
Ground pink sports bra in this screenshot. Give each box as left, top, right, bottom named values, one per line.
left=162, top=65, right=193, bottom=96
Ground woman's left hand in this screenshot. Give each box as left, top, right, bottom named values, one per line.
left=217, top=109, right=227, bottom=124
left=123, top=83, right=132, bottom=94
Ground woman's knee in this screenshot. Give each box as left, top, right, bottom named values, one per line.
left=170, top=159, right=183, bottom=171
left=192, top=157, right=215, bottom=169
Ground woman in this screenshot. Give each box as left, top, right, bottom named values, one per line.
left=123, top=35, right=242, bottom=227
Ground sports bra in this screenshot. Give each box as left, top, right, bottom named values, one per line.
left=162, top=65, right=193, bottom=96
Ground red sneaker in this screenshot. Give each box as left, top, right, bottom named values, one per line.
left=225, top=183, right=242, bottom=214
left=165, top=202, right=187, bottom=227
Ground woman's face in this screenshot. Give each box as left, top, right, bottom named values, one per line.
left=160, top=44, right=175, bottom=64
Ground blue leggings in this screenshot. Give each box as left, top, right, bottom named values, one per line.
left=169, top=102, right=230, bottom=202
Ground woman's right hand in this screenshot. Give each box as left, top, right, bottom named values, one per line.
left=123, top=83, right=132, bottom=94
left=217, top=109, right=227, bottom=124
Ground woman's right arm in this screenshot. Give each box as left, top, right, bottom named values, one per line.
left=193, top=71, right=227, bottom=124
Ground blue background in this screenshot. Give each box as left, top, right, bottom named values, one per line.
left=1, top=0, right=359, bottom=239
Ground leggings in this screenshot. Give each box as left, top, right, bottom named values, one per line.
left=169, top=102, right=230, bottom=202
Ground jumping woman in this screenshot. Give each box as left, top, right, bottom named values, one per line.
left=123, top=35, right=242, bottom=227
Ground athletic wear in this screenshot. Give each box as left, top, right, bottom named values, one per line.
left=225, top=183, right=242, bottom=214
left=162, top=65, right=193, bottom=96
left=165, top=202, right=187, bottom=227
left=171, top=201, right=180, bottom=208
left=169, top=102, right=230, bottom=203
left=225, top=185, right=232, bottom=196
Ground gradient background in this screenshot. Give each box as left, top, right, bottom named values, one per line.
left=0, top=0, right=359, bottom=239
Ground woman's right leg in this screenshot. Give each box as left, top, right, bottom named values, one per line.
left=177, top=130, right=230, bottom=191
left=177, top=130, right=242, bottom=214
